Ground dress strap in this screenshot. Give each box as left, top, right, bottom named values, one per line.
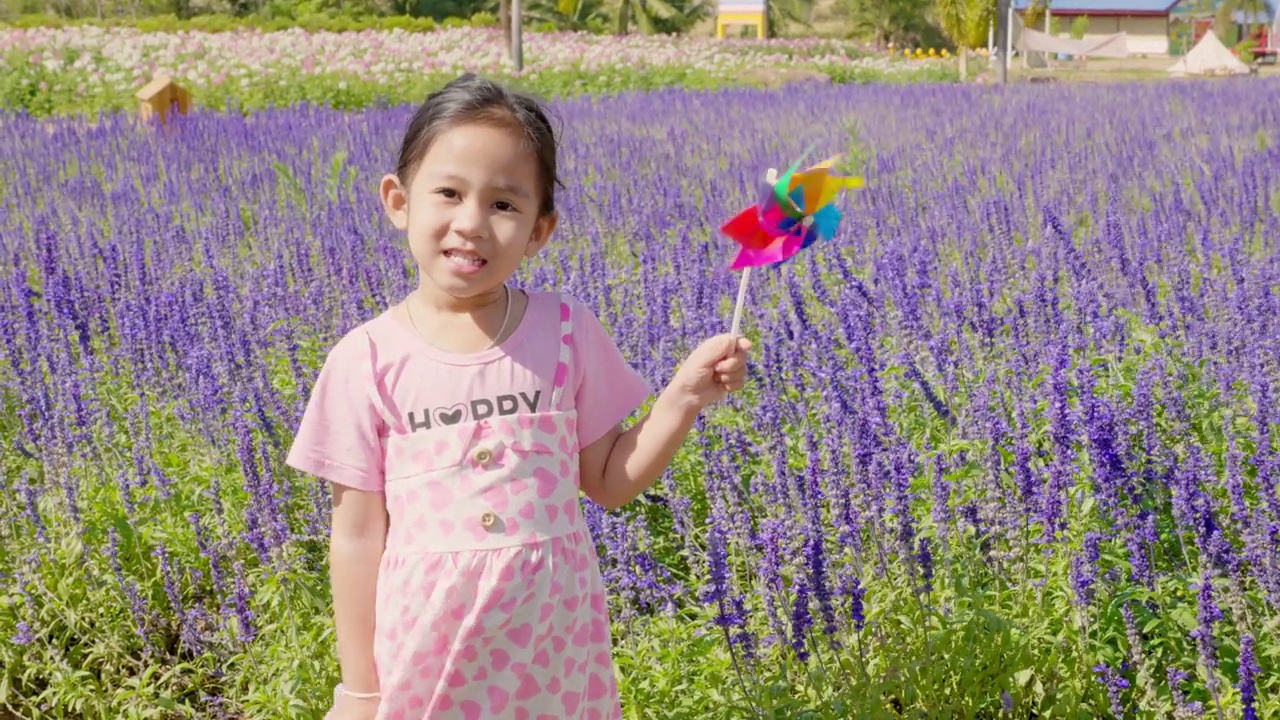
left=549, top=298, right=573, bottom=411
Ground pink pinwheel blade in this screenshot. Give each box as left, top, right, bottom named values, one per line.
left=730, top=228, right=807, bottom=270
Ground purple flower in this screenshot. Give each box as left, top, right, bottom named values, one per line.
left=10, top=621, right=34, bottom=646
left=1190, top=572, right=1223, bottom=697
left=1093, top=662, right=1129, bottom=718
left=1238, top=634, right=1258, bottom=720
left=1070, top=532, right=1103, bottom=609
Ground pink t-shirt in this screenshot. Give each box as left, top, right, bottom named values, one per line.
left=285, top=290, right=653, bottom=493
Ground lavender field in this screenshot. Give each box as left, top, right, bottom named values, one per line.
left=2, top=78, right=1280, bottom=718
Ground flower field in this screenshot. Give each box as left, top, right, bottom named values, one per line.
left=0, top=25, right=955, bottom=116
left=3, top=77, right=1280, bottom=718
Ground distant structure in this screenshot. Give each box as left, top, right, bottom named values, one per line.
left=1168, top=27, right=1251, bottom=73
left=135, top=75, right=191, bottom=125
left=716, top=0, right=766, bottom=39
left=1013, top=0, right=1182, bottom=55
left=1170, top=0, right=1278, bottom=61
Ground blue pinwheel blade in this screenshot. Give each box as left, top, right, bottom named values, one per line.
left=810, top=203, right=841, bottom=241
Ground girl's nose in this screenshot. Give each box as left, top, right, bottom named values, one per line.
left=451, top=201, right=486, bottom=236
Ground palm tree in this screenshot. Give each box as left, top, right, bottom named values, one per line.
left=614, top=0, right=712, bottom=34
left=844, top=0, right=932, bottom=47
left=935, top=0, right=994, bottom=79
left=1213, top=0, right=1271, bottom=44
left=767, top=0, right=818, bottom=36
left=526, top=0, right=610, bottom=30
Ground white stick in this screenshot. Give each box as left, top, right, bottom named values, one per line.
left=730, top=266, right=751, bottom=340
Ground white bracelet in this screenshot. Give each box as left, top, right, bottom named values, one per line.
left=337, top=684, right=381, bottom=700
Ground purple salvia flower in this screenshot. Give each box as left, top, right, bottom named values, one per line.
left=1040, top=339, right=1074, bottom=541
left=153, top=542, right=203, bottom=656
left=755, top=517, right=790, bottom=648
left=787, top=569, right=813, bottom=662
left=931, top=453, right=952, bottom=561
left=1121, top=602, right=1158, bottom=707
left=10, top=622, right=34, bottom=646
left=1190, top=571, right=1223, bottom=702
left=1092, top=662, right=1129, bottom=718
left=1167, top=667, right=1204, bottom=719
left=917, top=536, right=934, bottom=594
left=106, top=527, right=154, bottom=655
left=19, top=472, right=47, bottom=544
left=1237, top=634, right=1258, bottom=720
left=231, top=561, right=257, bottom=645
left=1070, top=531, right=1102, bottom=609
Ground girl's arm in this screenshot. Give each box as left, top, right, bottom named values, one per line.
left=580, top=334, right=750, bottom=510
left=329, top=484, right=388, bottom=696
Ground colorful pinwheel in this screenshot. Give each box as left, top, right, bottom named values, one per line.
left=721, top=153, right=864, bottom=270
left=721, top=150, right=864, bottom=339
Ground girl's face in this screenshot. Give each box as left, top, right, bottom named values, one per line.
left=379, top=122, right=556, bottom=303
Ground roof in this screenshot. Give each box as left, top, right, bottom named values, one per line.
left=135, top=75, right=176, bottom=101
left=1013, top=0, right=1181, bottom=15
left=1170, top=0, right=1275, bottom=19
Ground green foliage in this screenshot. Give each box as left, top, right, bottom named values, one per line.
left=0, top=10, right=441, bottom=31
left=933, top=0, right=991, bottom=50
left=524, top=0, right=610, bottom=33
left=1070, top=15, right=1089, bottom=40
left=0, top=60, right=959, bottom=118
left=1236, top=38, right=1257, bottom=64
left=841, top=0, right=947, bottom=48
left=613, top=0, right=712, bottom=35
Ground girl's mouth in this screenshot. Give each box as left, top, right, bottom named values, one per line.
left=444, top=248, right=487, bottom=271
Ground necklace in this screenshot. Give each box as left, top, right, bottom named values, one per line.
left=406, top=285, right=512, bottom=351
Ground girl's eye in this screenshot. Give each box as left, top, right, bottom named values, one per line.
left=494, top=200, right=516, bottom=212
left=436, top=188, right=459, bottom=200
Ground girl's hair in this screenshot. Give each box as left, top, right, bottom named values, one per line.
left=395, top=74, right=563, bottom=217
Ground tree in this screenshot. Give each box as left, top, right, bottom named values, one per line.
left=766, top=0, right=818, bottom=36
left=526, top=0, right=609, bottom=30
left=935, top=0, right=994, bottom=79
left=843, top=0, right=934, bottom=47
left=1213, top=0, right=1270, bottom=45
left=613, top=0, right=710, bottom=34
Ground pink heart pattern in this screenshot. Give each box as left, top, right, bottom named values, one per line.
left=355, top=301, right=622, bottom=717
left=367, top=532, right=620, bottom=718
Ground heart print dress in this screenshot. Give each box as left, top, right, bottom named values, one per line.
left=286, top=290, right=654, bottom=719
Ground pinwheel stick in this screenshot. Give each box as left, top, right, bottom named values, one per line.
left=728, top=214, right=812, bottom=348
left=730, top=266, right=751, bottom=341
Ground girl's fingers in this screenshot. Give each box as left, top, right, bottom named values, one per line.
left=714, top=356, right=746, bottom=373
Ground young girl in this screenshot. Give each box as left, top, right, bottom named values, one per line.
left=286, top=73, right=752, bottom=720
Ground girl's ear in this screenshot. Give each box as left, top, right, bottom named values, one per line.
left=525, top=212, right=558, bottom=258
left=380, top=174, right=409, bottom=230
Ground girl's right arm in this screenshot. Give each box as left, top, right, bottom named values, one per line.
left=329, top=484, right=388, bottom=701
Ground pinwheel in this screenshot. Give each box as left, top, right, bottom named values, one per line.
left=721, top=149, right=864, bottom=339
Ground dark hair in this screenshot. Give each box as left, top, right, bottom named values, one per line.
left=395, top=74, right=563, bottom=217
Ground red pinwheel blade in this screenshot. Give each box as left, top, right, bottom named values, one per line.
left=721, top=205, right=775, bottom=250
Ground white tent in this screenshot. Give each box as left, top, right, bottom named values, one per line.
left=1168, top=30, right=1251, bottom=76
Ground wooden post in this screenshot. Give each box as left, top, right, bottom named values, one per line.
left=134, top=75, right=190, bottom=126
left=512, top=0, right=523, bottom=71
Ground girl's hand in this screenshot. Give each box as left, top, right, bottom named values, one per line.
left=326, top=693, right=380, bottom=720
left=667, top=333, right=752, bottom=412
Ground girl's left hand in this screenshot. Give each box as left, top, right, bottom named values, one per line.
left=668, top=334, right=752, bottom=411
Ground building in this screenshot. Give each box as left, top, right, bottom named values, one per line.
left=1170, top=0, right=1278, bottom=54
left=1013, top=0, right=1183, bottom=55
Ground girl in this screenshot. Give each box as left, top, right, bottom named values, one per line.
left=286, top=73, right=752, bottom=720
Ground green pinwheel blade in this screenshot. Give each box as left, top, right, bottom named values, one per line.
left=770, top=144, right=816, bottom=217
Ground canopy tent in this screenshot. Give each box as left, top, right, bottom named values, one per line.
left=1015, top=26, right=1131, bottom=57
left=1167, top=28, right=1251, bottom=74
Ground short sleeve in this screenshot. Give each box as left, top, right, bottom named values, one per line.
left=568, top=298, right=654, bottom=449
left=285, top=330, right=387, bottom=493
